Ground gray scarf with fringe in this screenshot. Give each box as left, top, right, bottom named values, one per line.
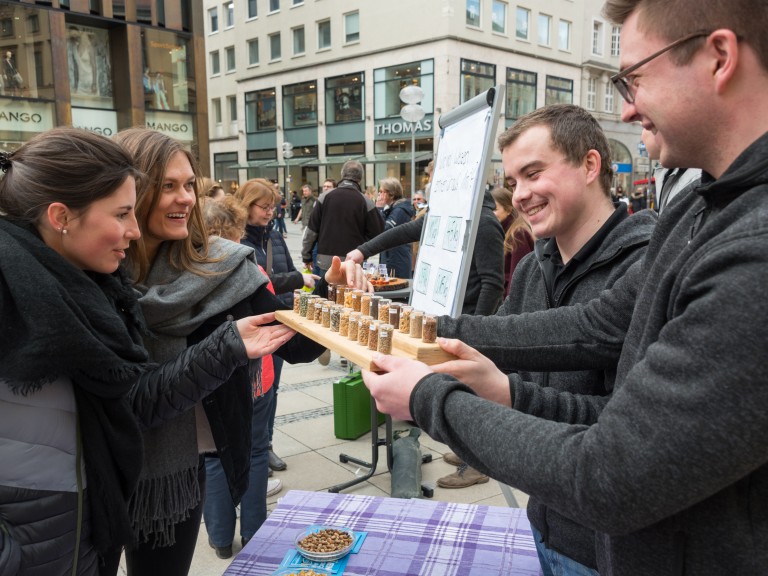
left=129, top=238, right=268, bottom=547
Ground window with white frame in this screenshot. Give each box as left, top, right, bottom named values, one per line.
left=592, top=20, right=604, bottom=55
left=248, top=38, right=259, bottom=65
left=318, top=19, right=331, bottom=49
left=558, top=19, right=571, bottom=50
left=269, top=0, right=280, bottom=13
left=506, top=67, right=536, bottom=119
left=210, top=50, right=220, bottom=75
left=212, top=98, right=222, bottom=124
left=604, top=82, right=615, bottom=112
left=466, top=0, right=481, bottom=27
left=586, top=76, right=596, bottom=110
left=344, top=11, right=359, bottom=43
left=270, top=32, right=281, bottom=60
left=293, top=26, right=305, bottom=55
left=228, top=95, right=238, bottom=121
left=209, top=7, right=218, bottom=33
left=492, top=1, right=506, bottom=34
left=225, top=46, right=235, bottom=71
left=538, top=14, right=551, bottom=45
left=516, top=7, right=530, bottom=40
left=247, top=0, right=257, bottom=19
left=611, top=26, right=621, bottom=56
left=225, top=2, right=234, bottom=28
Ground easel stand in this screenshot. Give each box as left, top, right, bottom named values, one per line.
left=329, top=389, right=434, bottom=498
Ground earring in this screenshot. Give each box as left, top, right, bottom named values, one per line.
left=59, top=227, right=68, bottom=235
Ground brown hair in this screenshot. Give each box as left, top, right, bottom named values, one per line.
left=113, top=127, right=209, bottom=283
left=498, top=104, right=613, bottom=197
left=603, top=0, right=766, bottom=69
left=202, top=195, right=247, bottom=242
left=491, top=187, right=532, bottom=254
left=236, top=178, right=279, bottom=210
left=0, top=127, right=140, bottom=226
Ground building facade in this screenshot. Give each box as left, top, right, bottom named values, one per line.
left=0, top=0, right=209, bottom=174
left=205, top=0, right=641, bottom=196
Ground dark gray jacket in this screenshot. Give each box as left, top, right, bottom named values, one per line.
left=358, top=191, right=504, bottom=315
left=471, top=206, right=655, bottom=568
left=416, top=132, right=768, bottom=575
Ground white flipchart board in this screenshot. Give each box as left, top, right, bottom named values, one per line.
left=410, top=85, right=505, bottom=317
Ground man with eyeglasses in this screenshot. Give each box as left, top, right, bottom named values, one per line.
left=362, top=0, right=768, bottom=574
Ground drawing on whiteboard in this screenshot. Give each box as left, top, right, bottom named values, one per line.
left=424, top=215, right=441, bottom=246
left=433, top=268, right=453, bottom=307
left=414, top=261, right=431, bottom=294
left=442, top=216, right=462, bottom=252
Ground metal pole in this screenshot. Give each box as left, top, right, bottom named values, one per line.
left=410, top=125, right=416, bottom=197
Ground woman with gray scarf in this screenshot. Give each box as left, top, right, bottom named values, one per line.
left=110, top=128, right=357, bottom=575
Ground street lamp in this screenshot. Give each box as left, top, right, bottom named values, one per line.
left=399, top=85, right=425, bottom=197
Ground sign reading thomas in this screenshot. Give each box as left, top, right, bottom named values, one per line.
left=410, top=85, right=505, bottom=316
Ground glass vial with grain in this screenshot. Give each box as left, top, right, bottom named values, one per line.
left=360, top=293, right=372, bottom=316
left=378, top=299, right=391, bottom=324
left=314, top=301, right=325, bottom=324
left=293, top=289, right=302, bottom=314
left=299, top=292, right=311, bottom=317
left=348, top=312, right=361, bottom=341
left=367, top=320, right=381, bottom=351
left=335, top=285, right=346, bottom=306
left=399, top=306, right=413, bottom=333
left=358, top=315, right=372, bottom=346
left=327, top=283, right=337, bottom=305
left=378, top=323, right=394, bottom=354
left=330, top=305, right=342, bottom=332
left=422, top=314, right=437, bottom=343
left=339, top=309, right=351, bottom=337
left=410, top=310, right=424, bottom=338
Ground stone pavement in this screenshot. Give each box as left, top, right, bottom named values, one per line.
left=118, top=221, right=530, bottom=575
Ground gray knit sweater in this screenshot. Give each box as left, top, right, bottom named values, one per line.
left=416, top=131, right=768, bottom=575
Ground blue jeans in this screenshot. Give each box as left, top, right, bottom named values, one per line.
left=530, top=525, right=600, bottom=576
left=268, top=356, right=283, bottom=444
left=203, top=386, right=274, bottom=546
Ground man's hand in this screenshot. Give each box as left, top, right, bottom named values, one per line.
left=345, top=248, right=365, bottom=265
left=302, top=273, right=321, bottom=289
left=325, top=255, right=373, bottom=291
left=431, top=338, right=512, bottom=407
left=363, top=354, right=433, bottom=421
left=235, top=313, right=296, bottom=358
left=303, top=261, right=313, bottom=271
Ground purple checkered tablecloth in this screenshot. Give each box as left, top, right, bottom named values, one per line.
left=224, top=490, right=542, bottom=576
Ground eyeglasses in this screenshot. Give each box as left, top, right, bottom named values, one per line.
left=253, top=203, right=275, bottom=213
left=610, top=30, right=711, bottom=104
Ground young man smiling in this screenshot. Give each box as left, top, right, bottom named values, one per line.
left=363, top=0, right=768, bottom=573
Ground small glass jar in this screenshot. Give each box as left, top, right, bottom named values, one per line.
left=330, top=305, right=342, bottom=332
left=378, top=298, right=391, bottom=324
left=293, top=289, right=303, bottom=314
left=321, top=303, right=331, bottom=328
left=327, top=283, right=337, bottom=305
left=339, top=309, right=351, bottom=337
left=336, top=285, right=347, bottom=307
left=358, top=315, right=372, bottom=346
left=299, top=292, right=311, bottom=317
left=367, top=320, right=381, bottom=351
left=388, top=303, right=401, bottom=327
left=378, top=323, right=395, bottom=354
left=314, top=300, right=325, bottom=324
left=410, top=310, right=424, bottom=338
left=344, top=288, right=354, bottom=309
left=351, top=289, right=364, bottom=312
left=399, top=306, right=413, bottom=333
left=305, top=297, right=318, bottom=321
left=422, top=313, right=438, bottom=343
left=360, top=293, right=372, bottom=317
left=348, top=312, right=361, bottom=341
left=370, top=295, right=382, bottom=319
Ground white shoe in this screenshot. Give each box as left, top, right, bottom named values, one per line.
left=266, top=478, right=283, bottom=497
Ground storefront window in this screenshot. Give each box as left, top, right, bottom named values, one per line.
left=506, top=67, right=536, bottom=119
left=283, top=80, right=317, bottom=129
left=214, top=152, right=238, bottom=185
left=0, top=5, right=54, bottom=101
left=246, top=88, right=276, bottom=132
left=373, top=59, right=433, bottom=120
left=67, top=23, right=113, bottom=110
left=460, top=59, right=495, bottom=104
left=326, top=72, right=364, bottom=125
left=142, top=29, right=194, bottom=112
